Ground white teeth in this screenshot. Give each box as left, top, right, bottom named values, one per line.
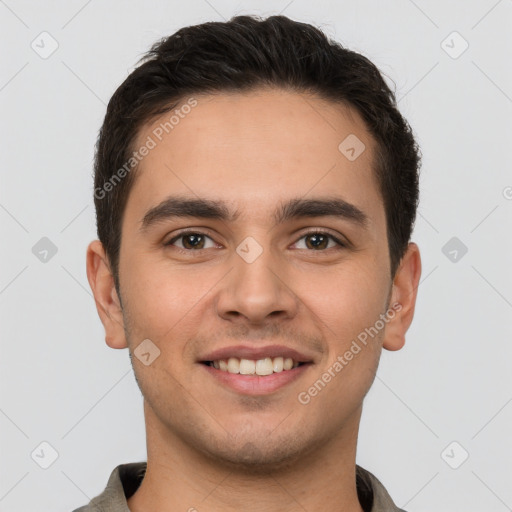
left=273, top=357, right=284, bottom=372
left=227, top=357, right=240, bottom=373
left=210, top=356, right=302, bottom=376
left=239, top=359, right=256, bottom=375
left=256, top=357, right=274, bottom=376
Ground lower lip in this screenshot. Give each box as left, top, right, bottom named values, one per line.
left=200, top=363, right=311, bottom=395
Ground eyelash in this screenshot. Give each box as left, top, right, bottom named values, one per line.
left=165, top=229, right=347, bottom=253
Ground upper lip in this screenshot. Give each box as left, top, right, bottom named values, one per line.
left=199, top=344, right=315, bottom=364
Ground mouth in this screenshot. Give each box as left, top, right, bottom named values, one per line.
left=199, top=351, right=313, bottom=395
left=201, top=356, right=306, bottom=376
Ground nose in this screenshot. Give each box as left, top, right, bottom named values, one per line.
left=215, top=242, right=299, bottom=325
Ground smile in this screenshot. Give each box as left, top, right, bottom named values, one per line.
left=201, top=358, right=311, bottom=395
left=204, top=356, right=302, bottom=376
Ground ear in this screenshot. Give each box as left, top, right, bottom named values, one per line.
left=382, top=242, right=422, bottom=351
left=86, top=240, right=128, bottom=349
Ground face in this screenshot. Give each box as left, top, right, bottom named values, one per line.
left=88, top=87, right=420, bottom=470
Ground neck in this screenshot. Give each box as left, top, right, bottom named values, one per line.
left=128, top=403, right=365, bottom=512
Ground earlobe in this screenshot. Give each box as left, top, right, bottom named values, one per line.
left=382, top=242, right=422, bottom=351
left=86, top=240, right=128, bottom=349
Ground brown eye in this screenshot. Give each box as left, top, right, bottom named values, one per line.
left=305, top=233, right=329, bottom=250
left=166, top=232, right=216, bottom=250
left=294, top=231, right=344, bottom=251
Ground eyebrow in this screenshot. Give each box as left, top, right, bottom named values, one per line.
left=139, top=195, right=369, bottom=232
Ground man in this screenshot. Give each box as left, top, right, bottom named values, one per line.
left=80, top=13, right=421, bottom=512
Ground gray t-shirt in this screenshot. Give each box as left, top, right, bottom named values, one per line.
left=72, top=462, right=406, bottom=512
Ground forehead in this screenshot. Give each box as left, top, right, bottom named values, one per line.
left=124, top=88, right=383, bottom=228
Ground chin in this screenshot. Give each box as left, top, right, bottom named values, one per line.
left=195, top=430, right=318, bottom=475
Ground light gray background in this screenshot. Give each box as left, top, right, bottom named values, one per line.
left=1, top=1, right=511, bottom=511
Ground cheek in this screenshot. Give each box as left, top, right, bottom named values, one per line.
left=119, top=254, right=222, bottom=357
left=299, top=268, right=386, bottom=410
left=299, top=262, right=389, bottom=342
left=121, top=244, right=179, bottom=310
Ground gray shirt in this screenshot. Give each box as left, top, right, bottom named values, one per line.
left=72, top=462, right=406, bottom=512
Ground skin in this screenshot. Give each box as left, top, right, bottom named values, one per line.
left=86, top=87, right=421, bottom=512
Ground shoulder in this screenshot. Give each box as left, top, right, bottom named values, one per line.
left=356, top=465, right=407, bottom=512
left=70, top=461, right=147, bottom=512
